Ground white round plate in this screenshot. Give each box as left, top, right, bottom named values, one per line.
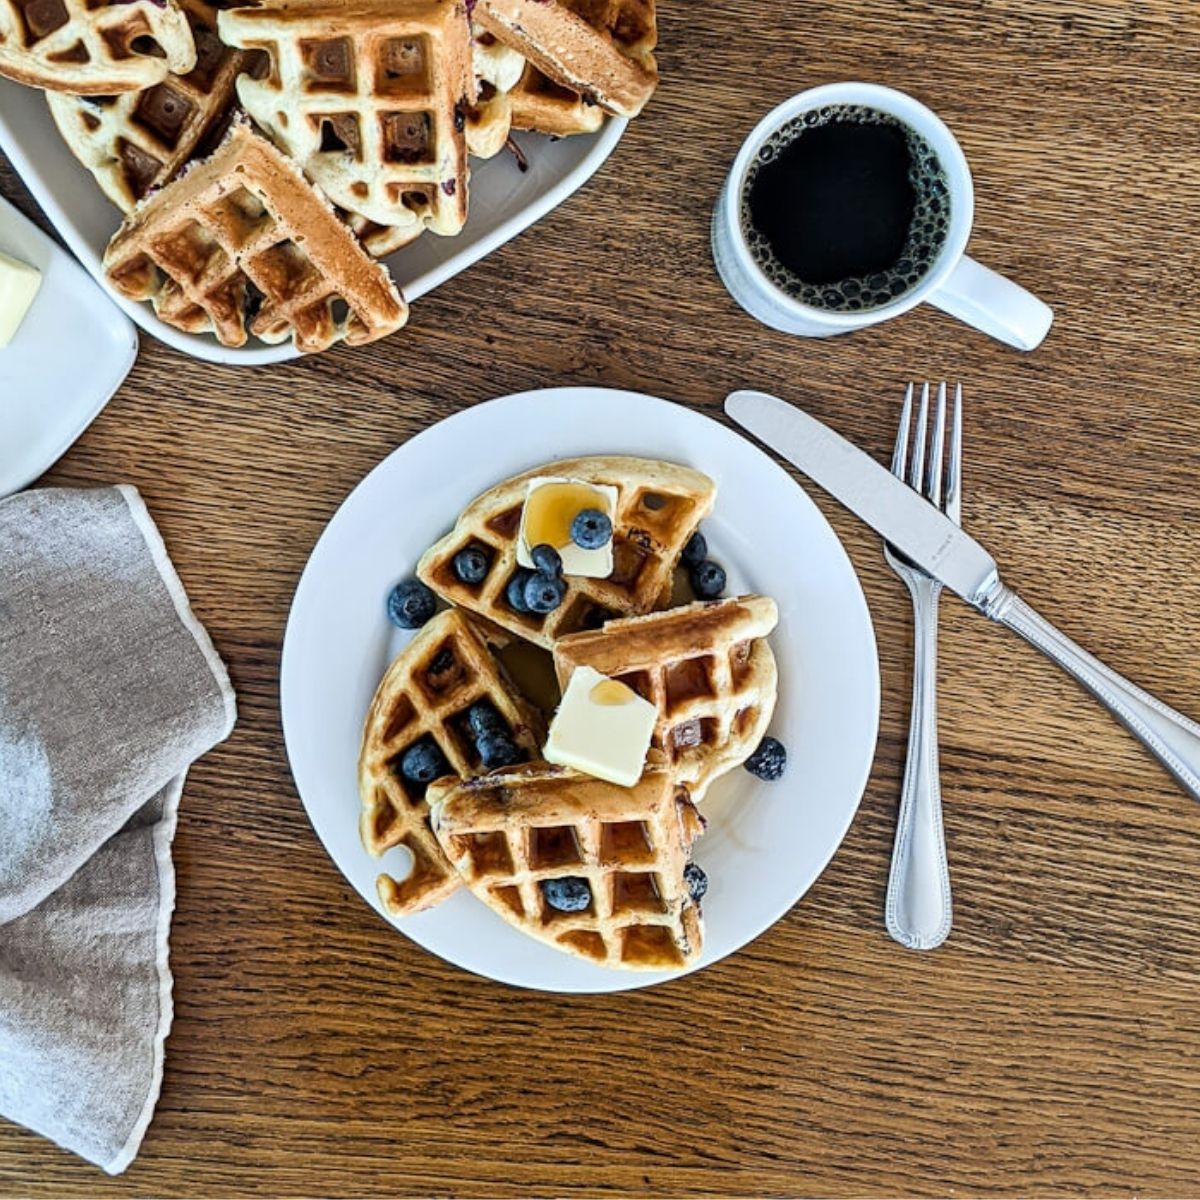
left=281, top=388, right=880, bottom=993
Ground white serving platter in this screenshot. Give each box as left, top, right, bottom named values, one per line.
left=280, top=388, right=882, bottom=993
left=0, top=193, right=137, bottom=497
left=0, top=77, right=626, bottom=366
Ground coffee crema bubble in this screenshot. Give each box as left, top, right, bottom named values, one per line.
left=741, top=104, right=951, bottom=314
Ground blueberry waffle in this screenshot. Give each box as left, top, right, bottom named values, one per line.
left=416, top=456, right=716, bottom=652
left=474, top=0, right=656, bottom=118
left=463, top=23, right=523, bottom=158
left=428, top=758, right=705, bottom=969
left=218, top=0, right=474, bottom=239
left=358, top=607, right=546, bottom=917
left=509, top=61, right=603, bottom=138
left=46, top=0, right=259, bottom=210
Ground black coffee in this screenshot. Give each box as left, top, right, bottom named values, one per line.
left=742, top=105, right=950, bottom=312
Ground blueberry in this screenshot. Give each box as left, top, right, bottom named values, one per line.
left=387, top=578, right=436, bottom=629
left=467, top=700, right=506, bottom=739
left=541, top=876, right=592, bottom=912
left=570, top=508, right=612, bottom=550
left=530, top=543, right=562, bottom=577
left=683, top=862, right=708, bottom=902
left=506, top=569, right=534, bottom=613
left=690, top=559, right=726, bottom=600
left=744, top=735, right=786, bottom=781
left=479, top=733, right=523, bottom=769
left=524, top=572, right=566, bottom=614
left=452, top=544, right=490, bottom=585
left=399, top=738, right=449, bottom=786
left=682, top=530, right=707, bottom=567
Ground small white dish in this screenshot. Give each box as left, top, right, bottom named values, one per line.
left=0, top=77, right=626, bottom=366
left=280, top=387, right=881, bottom=994
left=0, top=194, right=137, bottom=499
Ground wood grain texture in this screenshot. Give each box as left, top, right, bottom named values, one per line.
left=3, top=0, right=1200, bottom=1194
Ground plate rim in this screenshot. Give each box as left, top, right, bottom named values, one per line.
left=279, top=385, right=881, bottom=993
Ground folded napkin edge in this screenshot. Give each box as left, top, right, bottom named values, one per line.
left=116, top=485, right=237, bottom=739
left=106, top=485, right=231, bottom=1173
left=104, top=773, right=183, bottom=1176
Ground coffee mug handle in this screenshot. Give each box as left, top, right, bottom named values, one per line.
left=927, top=255, right=1053, bottom=351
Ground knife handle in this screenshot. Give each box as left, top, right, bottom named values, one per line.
left=885, top=578, right=953, bottom=951
left=986, top=586, right=1200, bottom=801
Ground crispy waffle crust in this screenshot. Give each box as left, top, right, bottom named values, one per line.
left=0, top=0, right=196, bottom=93
left=474, top=0, right=656, bottom=118
left=466, top=34, right=602, bottom=149
left=343, top=210, right=424, bottom=257
left=553, top=596, right=780, bottom=800
left=509, top=61, right=603, bottom=137
left=219, top=0, right=474, bottom=238
left=46, top=0, right=258, bottom=211
left=358, top=608, right=546, bottom=916
left=429, top=759, right=704, bottom=969
left=417, top=456, right=716, bottom=651
left=103, top=120, right=408, bottom=351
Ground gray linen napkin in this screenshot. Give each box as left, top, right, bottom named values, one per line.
left=0, top=485, right=236, bottom=1174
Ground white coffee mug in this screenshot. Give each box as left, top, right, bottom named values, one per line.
left=712, top=82, right=1053, bottom=351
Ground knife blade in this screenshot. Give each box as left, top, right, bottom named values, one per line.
left=726, top=389, right=1200, bottom=805
left=725, top=389, right=1001, bottom=607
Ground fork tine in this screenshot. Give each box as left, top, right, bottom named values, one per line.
left=909, top=382, right=929, bottom=492
left=926, top=382, right=947, bottom=506
left=945, top=384, right=964, bottom=525
left=944, top=383, right=963, bottom=524
left=891, top=383, right=914, bottom=477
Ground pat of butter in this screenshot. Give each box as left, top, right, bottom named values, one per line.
left=0, top=250, right=42, bottom=347
left=516, top=476, right=618, bottom=579
left=544, top=665, right=657, bottom=787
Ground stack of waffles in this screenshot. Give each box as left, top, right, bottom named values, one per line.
left=1, top=0, right=661, bottom=354
left=358, top=457, right=782, bottom=972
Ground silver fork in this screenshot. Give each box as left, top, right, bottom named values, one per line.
left=883, top=382, right=961, bottom=950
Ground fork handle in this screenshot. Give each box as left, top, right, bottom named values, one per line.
left=987, top=586, right=1200, bottom=801
left=885, top=581, right=953, bottom=950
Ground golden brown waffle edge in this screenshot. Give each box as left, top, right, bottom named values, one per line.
left=428, top=757, right=703, bottom=969
left=103, top=120, right=408, bottom=352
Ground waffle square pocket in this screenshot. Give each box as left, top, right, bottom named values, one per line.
left=46, top=0, right=259, bottom=211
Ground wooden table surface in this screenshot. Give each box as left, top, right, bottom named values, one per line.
left=3, top=1, right=1200, bottom=1195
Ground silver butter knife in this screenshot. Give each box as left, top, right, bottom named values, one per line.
left=726, top=389, right=1200, bottom=803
